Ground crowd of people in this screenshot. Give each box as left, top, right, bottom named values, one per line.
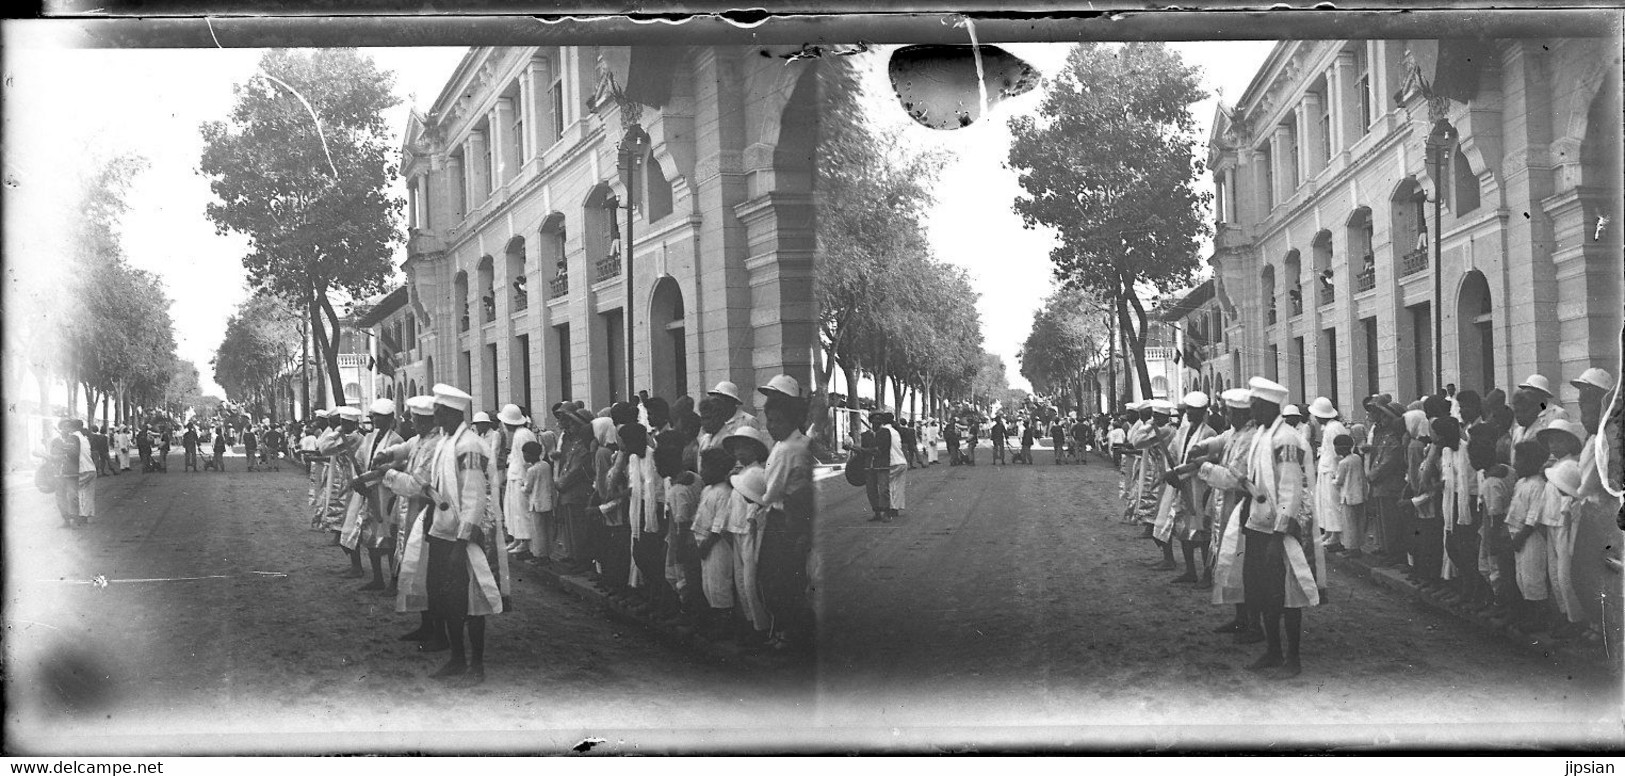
left=292, top=375, right=817, bottom=687
left=1101, top=367, right=1622, bottom=678
left=36, top=417, right=290, bottom=528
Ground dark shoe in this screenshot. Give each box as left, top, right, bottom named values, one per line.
left=1235, top=629, right=1266, bottom=645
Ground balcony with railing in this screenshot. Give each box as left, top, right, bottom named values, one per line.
left=1143, top=346, right=1176, bottom=362
left=481, top=291, right=497, bottom=324
left=547, top=274, right=569, bottom=300
left=1400, top=247, right=1429, bottom=277
left=1354, top=260, right=1376, bottom=293
left=594, top=254, right=622, bottom=283
left=511, top=275, right=528, bottom=312
left=1318, top=279, right=1335, bottom=306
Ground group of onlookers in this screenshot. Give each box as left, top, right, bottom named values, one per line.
left=290, top=375, right=817, bottom=686
left=1106, top=365, right=1621, bottom=678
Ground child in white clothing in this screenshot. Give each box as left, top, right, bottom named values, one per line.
left=722, top=428, right=773, bottom=648
left=690, top=447, right=737, bottom=640
left=519, top=441, right=555, bottom=565
left=1333, top=434, right=1369, bottom=556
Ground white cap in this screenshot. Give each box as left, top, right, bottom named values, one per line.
left=1221, top=388, right=1252, bottom=409
left=334, top=405, right=364, bottom=421
left=1181, top=391, right=1209, bottom=409
left=1308, top=396, right=1338, bottom=419
left=708, top=381, right=743, bottom=404
left=730, top=466, right=768, bottom=505
left=758, top=374, right=802, bottom=399
left=1547, top=458, right=1582, bottom=498
left=369, top=398, right=396, bottom=416
left=497, top=404, right=528, bottom=426
left=1517, top=374, right=1553, bottom=397
left=1149, top=399, right=1178, bottom=416
left=432, top=383, right=473, bottom=413
left=406, top=395, right=436, bottom=416
left=471, top=411, right=493, bottom=425
left=1571, top=367, right=1615, bottom=393
left=1249, top=377, right=1290, bottom=406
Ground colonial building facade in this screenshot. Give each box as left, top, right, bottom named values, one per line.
left=1209, top=37, right=1621, bottom=413
left=382, top=45, right=818, bottom=414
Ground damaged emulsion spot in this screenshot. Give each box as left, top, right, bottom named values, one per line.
left=572, top=737, right=606, bottom=753
left=888, top=44, right=1038, bottom=130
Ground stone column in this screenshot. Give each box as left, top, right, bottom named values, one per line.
left=490, top=104, right=510, bottom=187
left=1499, top=41, right=1563, bottom=387
left=690, top=47, right=753, bottom=391
left=1271, top=124, right=1293, bottom=204
left=1301, top=90, right=1326, bottom=179
left=1333, top=51, right=1359, bottom=154
left=446, top=155, right=465, bottom=221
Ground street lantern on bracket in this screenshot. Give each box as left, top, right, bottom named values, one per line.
left=1423, top=118, right=1456, bottom=396
left=617, top=127, right=650, bottom=402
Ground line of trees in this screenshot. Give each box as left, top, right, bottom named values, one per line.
left=212, top=293, right=303, bottom=421
left=1008, top=42, right=1211, bottom=407
left=7, top=153, right=188, bottom=429
left=1018, top=285, right=1115, bottom=416
left=814, top=53, right=993, bottom=440
left=200, top=49, right=402, bottom=416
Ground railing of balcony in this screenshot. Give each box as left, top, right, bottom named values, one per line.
left=547, top=275, right=569, bottom=300
left=1400, top=247, right=1429, bottom=277
left=1319, top=282, right=1335, bottom=306
left=512, top=276, right=528, bottom=311
left=1355, top=267, right=1376, bottom=293
left=594, top=255, right=622, bottom=283
left=338, top=354, right=368, bottom=369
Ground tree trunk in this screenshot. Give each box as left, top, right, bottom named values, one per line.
left=890, top=374, right=906, bottom=417
left=318, top=292, right=347, bottom=407
left=841, top=361, right=860, bottom=411
left=1125, top=288, right=1154, bottom=397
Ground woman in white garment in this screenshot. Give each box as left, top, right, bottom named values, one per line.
left=497, top=405, right=538, bottom=558
left=1308, top=397, right=1348, bottom=553
left=114, top=425, right=133, bottom=472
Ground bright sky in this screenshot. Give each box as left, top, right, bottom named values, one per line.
left=4, top=33, right=1273, bottom=401
left=857, top=42, right=1276, bottom=392
left=3, top=34, right=469, bottom=398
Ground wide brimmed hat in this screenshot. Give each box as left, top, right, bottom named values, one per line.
left=471, top=411, right=493, bottom=425
left=1536, top=419, right=1585, bottom=448
left=497, top=404, right=528, bottom=426
left=1308, top=396, right=1338, bottom=419
left=708, top=381, right=743, bottom=404
left=1517, top=374, right=1554, bottom=398
left=722, top=426, right=773, bottom=459
left=730, top=466, right=768, bottom=505
left=758, top=374, right=802, bottom=399
left=1281, top=404, right=1303, bottom=419
left=1571, top=367, right=1615, bottom=393
left=1547, top=459, right=1583, bottom=498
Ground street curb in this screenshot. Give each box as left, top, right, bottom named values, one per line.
left=1325, top=550, right=1619, bottom=671
left=514, top=559, right=807, bottom=672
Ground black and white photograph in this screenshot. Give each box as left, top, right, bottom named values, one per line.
left=2, top=5, right=1622, bottom=756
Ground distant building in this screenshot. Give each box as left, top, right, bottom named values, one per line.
left=380, top=45, right=819, bottom=416
left=1209, top=38, right=1621, bottom=411
left=1160, top=278, right=1238, bottom=399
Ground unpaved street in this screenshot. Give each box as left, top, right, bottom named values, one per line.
left=815, top=452, right=1621, bottom=748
